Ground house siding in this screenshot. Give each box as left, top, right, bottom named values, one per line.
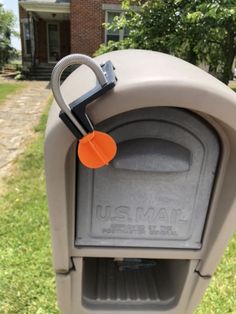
left=70, top=0, right=121, bottom=56
left=36, top=19, right=48, bottom=63
left=19, top=0, right=121, bottom=67
left=60, top=20, right=71, bottom=58
left=19, top=6, right=29, bottom=63
left=19, top=5, right=27, bottom=19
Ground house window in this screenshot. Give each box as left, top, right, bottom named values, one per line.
left=105, top=11, right=129, bottom=43
left=22, top=21, right=32, bottom=56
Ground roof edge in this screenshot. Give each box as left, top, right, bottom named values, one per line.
left=20, top=1, right=70, bottom=13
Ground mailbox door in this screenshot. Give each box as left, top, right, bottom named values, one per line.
left=75, top=107, right=220, bottom=249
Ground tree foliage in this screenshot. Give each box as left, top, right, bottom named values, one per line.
left=96, top=0, right=236, bottom=84
left=0, top=5, right=18, bottom=65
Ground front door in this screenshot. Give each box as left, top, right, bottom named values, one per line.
left=47, top=23, right=60, bottom=63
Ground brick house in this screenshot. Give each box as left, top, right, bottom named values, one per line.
left=18, top=0, right=123, bottom=78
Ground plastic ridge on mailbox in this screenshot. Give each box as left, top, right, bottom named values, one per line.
left=45, top=49, right=236, bottom=314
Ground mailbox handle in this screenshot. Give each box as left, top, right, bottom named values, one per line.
left=51, top=54, right=108, bottom=136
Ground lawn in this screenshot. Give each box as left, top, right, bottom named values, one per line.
left=0, top=101, right=235, bottom=313
left=195, top=237, right=236, bottom=314
left=0, top=104, right=59, bottom=314
left=0, top=82, right=26, bottom=104
left=229, top=81, right=236, bottom=92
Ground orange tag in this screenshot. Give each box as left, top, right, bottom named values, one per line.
left=78, top=131, right=117, bottom=169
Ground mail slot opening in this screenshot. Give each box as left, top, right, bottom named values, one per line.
left=82, top=258, right=190, bottom=310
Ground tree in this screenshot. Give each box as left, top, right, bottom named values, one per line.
left=96, top=0, right=236, bottom=84
left=189, top=1, right=236, bottom=84
left=0, top=4, right=18, bottom=65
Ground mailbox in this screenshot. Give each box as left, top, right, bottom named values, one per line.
left=45, top=50, right=236, bottom=314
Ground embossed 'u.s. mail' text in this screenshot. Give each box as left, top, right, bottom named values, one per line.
left=92, top=205, right=190, bottom=239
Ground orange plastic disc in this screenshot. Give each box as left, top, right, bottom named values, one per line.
left=78, top=130, right=117, bottom=169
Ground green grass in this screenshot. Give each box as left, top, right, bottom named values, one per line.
left=0, top=102, right=59, bottom=314
left=0, top=83, right=26, bottom=104
left=0, top=102, right=235, bottom=313
left=195, top=234, right=236, bottom=314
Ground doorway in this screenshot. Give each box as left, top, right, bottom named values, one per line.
left=47, top=23, right=60, bottom=63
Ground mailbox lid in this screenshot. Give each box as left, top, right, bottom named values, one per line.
left=75, top=107, right=220, bottom=249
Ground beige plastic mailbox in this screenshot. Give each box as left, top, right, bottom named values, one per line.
left=45, top=50, right=236, bottom=314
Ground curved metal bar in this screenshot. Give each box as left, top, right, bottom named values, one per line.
left=51, top=54, right=108, bottom=136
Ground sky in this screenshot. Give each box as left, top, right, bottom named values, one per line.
left=1, top=0, right=21, bottom=50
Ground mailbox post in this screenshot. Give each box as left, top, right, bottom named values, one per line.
left=45, top=50, right=236, bottom=314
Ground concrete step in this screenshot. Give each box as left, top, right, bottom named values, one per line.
left=26, top=64, right=78, bottom=81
